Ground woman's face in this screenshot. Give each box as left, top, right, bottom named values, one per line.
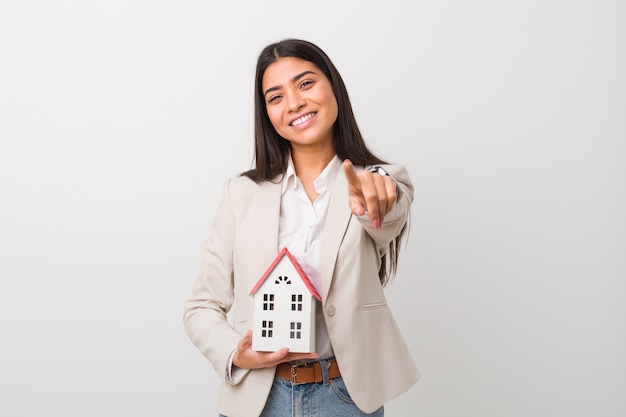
left=262, top=57, right=338, bottom=152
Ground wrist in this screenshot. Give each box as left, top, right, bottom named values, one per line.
left=367, top=165, right=390, bottom=176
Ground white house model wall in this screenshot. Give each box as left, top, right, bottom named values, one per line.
left=250, top=249, right=320, bottom=353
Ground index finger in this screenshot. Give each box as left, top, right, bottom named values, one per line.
left=342, top=159, right=360, bottom=190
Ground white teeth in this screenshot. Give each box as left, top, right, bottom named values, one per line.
left=291, top=113, right=316, bottom=126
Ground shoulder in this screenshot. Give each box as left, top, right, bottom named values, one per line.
left=220, top=173, right=282, bottom=201
left=228, top=173, right=259, bottom=190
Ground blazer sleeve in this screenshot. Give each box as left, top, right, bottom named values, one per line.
left=183, top=178, right=243, bottom=381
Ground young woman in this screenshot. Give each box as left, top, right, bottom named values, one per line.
left=184, top=38, right=419, bottom=417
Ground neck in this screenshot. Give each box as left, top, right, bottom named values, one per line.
left=291, top=148, right=336, bottom=181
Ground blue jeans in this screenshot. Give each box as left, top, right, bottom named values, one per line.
left=220, top=358, right=384, bottom=417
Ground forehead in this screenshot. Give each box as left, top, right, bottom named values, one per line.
left=262, top=57, right=325, bottom=89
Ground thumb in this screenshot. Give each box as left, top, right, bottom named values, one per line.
left=239, top=330, right=253, bottom=349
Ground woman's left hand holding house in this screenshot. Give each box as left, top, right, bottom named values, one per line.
left=233, top=330, right=319, bottom=369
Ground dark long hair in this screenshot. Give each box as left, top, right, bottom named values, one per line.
left=242, top=38, right=407, bottom=286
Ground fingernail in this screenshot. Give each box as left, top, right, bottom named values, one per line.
left=373, top=220, right=380, bottom=229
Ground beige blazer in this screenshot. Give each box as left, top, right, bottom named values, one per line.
left=184, top=164, right=419, bottom=417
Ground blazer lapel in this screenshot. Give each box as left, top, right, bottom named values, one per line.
left=255, top=179, right=282, bottom=266
left=319, top=168, right=353, bottom=300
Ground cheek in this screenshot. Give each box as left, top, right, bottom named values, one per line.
left=322, top=89, right=339, bottom=122
left=266, top=108, right=282, bottom=130
left=328, top=97, right=339, bottom=124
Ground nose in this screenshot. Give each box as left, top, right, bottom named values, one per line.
left=286, top=91, right=305, bottom=112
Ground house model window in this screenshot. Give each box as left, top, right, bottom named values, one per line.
left=261, top=320, right=273, bottom=338
left=250, top=247, right=322, bottom=353
left=262, top=294, right=274, bottom=311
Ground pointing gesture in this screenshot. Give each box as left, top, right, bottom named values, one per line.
left=343, top=159, right=397, bottom=229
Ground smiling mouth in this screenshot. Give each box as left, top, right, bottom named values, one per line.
left=290, top=112, right=317, bottom=126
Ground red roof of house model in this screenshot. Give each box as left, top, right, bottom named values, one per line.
left=249, top=247, right=322, bottom=301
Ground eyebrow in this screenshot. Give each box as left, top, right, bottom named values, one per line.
left=263, top=70, right=317, bottom=97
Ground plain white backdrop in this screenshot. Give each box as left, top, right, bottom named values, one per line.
left=1, top=1, right=624, bottom=416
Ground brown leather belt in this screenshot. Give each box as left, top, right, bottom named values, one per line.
left=275, top=359, right=341, bottom=384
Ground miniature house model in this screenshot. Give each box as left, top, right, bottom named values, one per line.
left=250, top=247, right=321, bottom=353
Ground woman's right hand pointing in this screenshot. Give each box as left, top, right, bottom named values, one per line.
left=343, top=159, right=397, bottom=229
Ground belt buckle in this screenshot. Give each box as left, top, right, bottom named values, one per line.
left=290, top=363, right=309, bottom=385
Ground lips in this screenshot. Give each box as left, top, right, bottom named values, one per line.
left=290, top=112, right=317, bottom=127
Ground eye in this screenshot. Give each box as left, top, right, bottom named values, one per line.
left=299, top=80, right=314, bottom=89
left=267, top=94, right=282, bottom=104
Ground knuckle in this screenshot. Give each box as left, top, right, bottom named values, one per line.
left=365, top=193, right=377, bottom=203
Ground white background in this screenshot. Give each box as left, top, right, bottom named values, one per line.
left=1, top=1, right=624, bottom=416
